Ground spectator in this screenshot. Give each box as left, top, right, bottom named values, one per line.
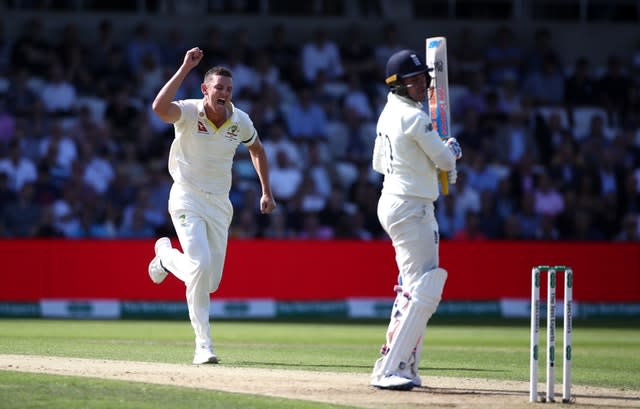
left=89, top=19, right=119, bottom=75
left=2, top=182, right=42, bottom=237
left=0, top=97, right=16, bottom=145
left=38, top=120, right=78, bottom=175
left=262, top=119, right=303, bottom=170
left=10, top=16, right=52, bottom=76
left=466, top=151, right=502, bottom=194
left=55, top=22, right=92, bottom=94
left=33, top=205, right=64, bottom=238
left=454, top=71, right=488, bottom=120
left=614, top=213, right=640, bottom=241
left=125, top=22, right=162, bottom=75
left=136, top=51, right=166, bottom=102
left=270, top=150, right=304, bottom=206
left=297, top=175, right=326, bottom=213
left=373, top=22, right=403, bottom=76
left=104, top=87, right=141, bottom=144
left=81, top=141, right=115, bottom=195
left=120, top=187, right=166, bottom=234
left=484, top=25, right=523, bottom=86
left=297, top=211, right=333, bottom=240
left=452, top=169, right=481, bottom=220
left=497, top=73, right=522, bottom=115
left=264, top=23, right=298, bottom=83
left=516, top=191, right=541, bottom=239
left=342, top=73, right=375, bottom=121
left=536, top=214, right=560, bottom=240
left=524, top=27, right=561, bottom=77
left=318, top=184, right=352, bottom=228
left=285, top=85, right=329, bottom=144
left=40, top=60, right=77, bottom=118
left=5, top=68, right=39, bottom=118
left=495, top=108, right=540, bottom=171
left=450, top=26, right=484, bottom=84
left=0, top=139, right=37, bottom=192
left=262, top=208, right=295, bottom=239
left=0, top=20, right=11, bottom=75
left=229, top=207, right=259, bottom=239
left=565, top=56, right=599, bottom=108
left=51, top=182, right=83, bottom=237
left=300, top=26, right=344, bottom=84
left=307, top=140, right=334, bottom=199
left=521, top=54, right=565, bottom=107
left=435, top=194, right=463, bottom=240
left=533, top=171, right=565, bottom=217
left=119, top=206, right=156, bottom=238
left=598, top=55, right=633, bottom=126
left=0, top=172, right=17, bottom=215
left=94, top=45, right=134, bottom=96
left=568, top=209, right=604, bottom=241
left=340, top=23, right=378, bottom=90
left=477, top=190, right=503, bottom=239
left=453, top=210, right=487, bottom=240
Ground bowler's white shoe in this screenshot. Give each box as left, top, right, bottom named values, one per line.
left=371, top=374, right=415, bottom=390
left=148, top=237, right=171, bottom=284
left=193, top=346, right=219, bottom=365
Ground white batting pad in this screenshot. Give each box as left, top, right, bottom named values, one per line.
left=372, top=268, right=447, bottom=382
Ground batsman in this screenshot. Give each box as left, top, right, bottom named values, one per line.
left=370, top=49, right=462, bottom=390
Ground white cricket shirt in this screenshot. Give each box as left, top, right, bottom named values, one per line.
left=372, top=92, right=455, bottom=201
left=169, top=99, right=256, bottom=195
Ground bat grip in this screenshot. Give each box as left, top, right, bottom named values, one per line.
left=439, top=170, right=449, bottom=195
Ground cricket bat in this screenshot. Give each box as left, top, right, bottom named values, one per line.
left=426, top=36, right=451, bottom=195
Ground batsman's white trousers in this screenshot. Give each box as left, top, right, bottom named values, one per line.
left=376, top=193, right=439, bottom=291
left=160, top=182, right=233, bottom=349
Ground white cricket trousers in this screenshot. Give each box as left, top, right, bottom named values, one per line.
left=377, top=193, right=439, bottom=290
left=160, top=182, right=233, bottom=349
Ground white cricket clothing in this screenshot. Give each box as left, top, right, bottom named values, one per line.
left=158, top=99, right=256, bottom=351
left=169, top=99, right=257, bottom=195
left=373, top=92, right=455, bottom=201
left=372, top=92, right=455, bottom=387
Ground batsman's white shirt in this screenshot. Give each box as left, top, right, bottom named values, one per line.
left=162, top=98, right=256, bottom=350
left=373, top=92, right=455, bottom=201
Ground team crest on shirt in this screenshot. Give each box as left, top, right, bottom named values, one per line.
left=197, top=121, right=208, bottom=134
left=225, top=124, right=239, bottom=141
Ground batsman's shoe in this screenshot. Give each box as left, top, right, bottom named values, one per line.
left=148, top=237, right=171, bottom=284
left=371, top=374, right=415, bottom=391
left=193, top=346, right=219, bottom=365
left=411, top=375, right=422, bottom=387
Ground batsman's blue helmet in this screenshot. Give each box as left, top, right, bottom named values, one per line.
left=385, top=49, right=429, bottom=86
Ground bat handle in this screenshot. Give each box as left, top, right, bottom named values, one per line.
left=439, top=170, right=449, bottom=195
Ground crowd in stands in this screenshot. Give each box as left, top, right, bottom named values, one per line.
left=0, top=16, right=639, bottom=241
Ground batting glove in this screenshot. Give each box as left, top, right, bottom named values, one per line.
left=445, top=137, right=462, bottom=160
left=448, top=168, right=457, bottom=184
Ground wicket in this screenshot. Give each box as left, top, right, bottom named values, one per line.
left=530, top=265, right=573, bottom=403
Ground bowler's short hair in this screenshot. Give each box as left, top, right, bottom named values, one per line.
left=204, top=66, right=233, bottom=82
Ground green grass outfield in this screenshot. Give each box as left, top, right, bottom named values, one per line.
left=0, top=317, right=639, bottom=409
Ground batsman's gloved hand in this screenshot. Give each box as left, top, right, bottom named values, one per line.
left=445, top=137, right=462, bottom=160
left=448, top=168, right=457, bottom=184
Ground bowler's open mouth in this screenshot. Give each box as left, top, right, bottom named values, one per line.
left=216, top=98, right=226, bottom=106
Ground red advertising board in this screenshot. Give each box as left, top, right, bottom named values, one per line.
left=1, top=239, right=638, bottom=302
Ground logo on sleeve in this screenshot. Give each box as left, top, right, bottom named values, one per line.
left=426, top=122, right=433, bottom=132
left=197, top=121, right=208, bottom=134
